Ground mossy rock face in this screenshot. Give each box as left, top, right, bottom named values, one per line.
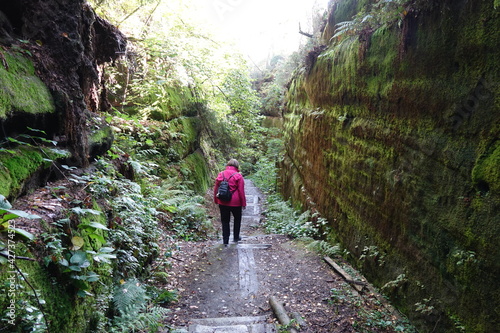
left=0, top=51, right=54, bottom=119
left=0, top=233, right=112, bottom=332
left=169, top=116, right=201, bottom=159
left=89, top=125, right=114, bottom=160
left=0, top=146, right=68, bottom=199
left=472, top=140, right=500, bottom=194
left=281, top=0, right=500, bottom=332
left=179, top=150, right=210, bottom=193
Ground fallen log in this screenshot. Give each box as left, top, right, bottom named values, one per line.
left=324, top=256, right=364, bottom=292
left=324, top=256, right=405, bottom=322
left=269, top=296, right=298, bottom=333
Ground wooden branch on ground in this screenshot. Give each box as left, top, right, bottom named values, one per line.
left=324, top=256, right=405, bottom=322
left=324, top=256, right=364, bottom=292
left=269, top=296, right=298, bottom=333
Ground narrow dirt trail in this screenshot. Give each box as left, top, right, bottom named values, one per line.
left=162, top=180, right=406, bottom=333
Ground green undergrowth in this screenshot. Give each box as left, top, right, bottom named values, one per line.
left=0, top=114, right=216, bottom=332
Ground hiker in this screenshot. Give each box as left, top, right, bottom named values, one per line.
left=214, top=159, right=246, bottom=245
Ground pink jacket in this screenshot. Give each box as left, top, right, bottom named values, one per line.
left=213, top=166, right=246, bottom=207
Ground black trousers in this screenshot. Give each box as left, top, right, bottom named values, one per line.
left=219, top=205, right=242, bottom=244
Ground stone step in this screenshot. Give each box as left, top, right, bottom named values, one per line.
left=187, top=316, right=276, bottom=333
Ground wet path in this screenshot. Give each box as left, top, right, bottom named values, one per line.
left=164, top=180, right=412, bottom=333
left=170, top=179, right=277, bottom=332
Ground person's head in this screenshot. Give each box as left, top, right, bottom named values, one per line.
left=227, top=159, right=239, bottom=168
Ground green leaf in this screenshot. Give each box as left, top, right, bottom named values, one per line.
left=27, top=127, right=47, bottom=134
left=93, top=252, right=116, bottom=263
left=88, top=233, right=106, bottom=244
left=71, top=207, right=102, bottom=216
left=84, top=271, right=100, bottom=282
left=7, top=137, right=27, bottom=145
left=2, top=209, right=40, bottom=220
left=87, top=222, right=109, bottom=230
left=70, top=251, right=88, bottom=265
left=0, top=195, right=12, bottom=209
left=98, top=247, right=115, bottom=253
left=9, top=228, right=35, bottom=241
left=0, top=148, right=16, bottom=154
left=77, top=290, right=93, bottom=297
left=79, top=222, right=108, bottom=231
left=0, top=212, right=18, bottom=223
left=0, top=254, right=8, bottom=265
left=71, top=236, right=85, bottom=250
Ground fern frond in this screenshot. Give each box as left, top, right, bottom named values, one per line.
left=306, top=240, right=341, bottom=257
left=136, top=149, right=161, bottom=157
left=113, top=279, right=148, bottom=316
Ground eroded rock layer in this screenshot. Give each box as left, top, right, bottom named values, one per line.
left=281, top=0, right=499, bottom=331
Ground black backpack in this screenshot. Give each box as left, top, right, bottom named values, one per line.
left=217, top=172, right=237, bottom=201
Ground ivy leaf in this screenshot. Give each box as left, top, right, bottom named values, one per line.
left=78, top=222, right=109, bottom=231
left=9, top=227, right=35, bottom=241
left=98, top=247, right=115, bottom=253
left=88, top=222, right=109, bottom=230
left=70, top=251, right=90, bottom=268
left=0, top=195, right=12, bottom=209
left=92, top=247, right=117, bottom=263
left=71, top=207, right=102, bottom=216
left=88, top=233, right=106, bottom=244
left=71, top=236, right=85, bottom=250
left=77, top=290, right=94, bottom=297
left=85, top=271, right=100, bottom=282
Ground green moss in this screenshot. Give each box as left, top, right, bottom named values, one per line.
left=0, top=163, right=12, bottom=197
left=90, top=125, right=113, bottom=146
left=78, top=203, right=109, bottom=250
left=170, top=116, right=201, bottom=158
left=0, top=147, right=68, bottom=199
left=0, top=242, right=102, bottom=333
left=149, top=86, right=193, bottom=121
left=0, top=51, right=54, bottom=118
left=472, top=141, right=500, bottom=193
left=179, top=150, right=210, bottom=193
left=0, top=148, right=45, bottom=197
left=281, top=1, right=500, bottom=331
left=0, top=204, right=113, bottom=332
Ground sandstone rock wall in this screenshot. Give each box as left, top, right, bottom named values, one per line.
left=281, top=0, right=499, bottom=331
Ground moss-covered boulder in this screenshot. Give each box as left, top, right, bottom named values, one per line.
left=0, top=146, right=69, bottom=199
left=0, top=51, right=54, bottom=118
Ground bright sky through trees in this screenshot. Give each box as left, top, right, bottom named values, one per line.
left=191, top=0, right=329, bottom=63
